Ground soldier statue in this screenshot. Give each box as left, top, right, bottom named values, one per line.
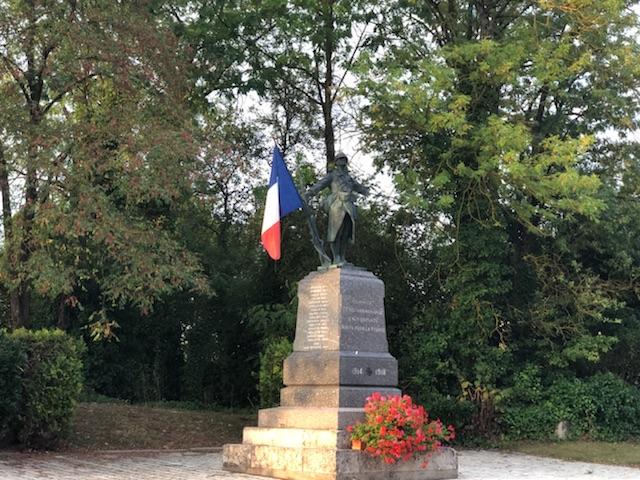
left=304, top=151, right=369, bottom=266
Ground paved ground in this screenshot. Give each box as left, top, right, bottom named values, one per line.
left=0, top=449, right=638, bottom=480
left=459, top=450, right=640, bottom=479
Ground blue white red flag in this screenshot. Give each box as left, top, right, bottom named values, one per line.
left=261, top=146, right=303, bottom=260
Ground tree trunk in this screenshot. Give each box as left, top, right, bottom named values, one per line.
left=13, top=112, right=41, bottom=329
left=14, top=158, right=37, bottom=328
left=0, top=144, right=20, bottom=329
left=322, top=0, right=335, bottom=172
left=57, top=295, right=69, bottom=330
left=322, top=102, right=335, bottom=172
left=12, top=0, right=45, bottom=329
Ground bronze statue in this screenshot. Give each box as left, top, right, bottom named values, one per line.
left=304, top=151, right=369, bottom=266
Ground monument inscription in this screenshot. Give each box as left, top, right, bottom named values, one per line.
left=304, top=284, right=331, bottom=350
left=342, top=301, right=385, bottom=333
left=339, top=283, right=389, bottom=352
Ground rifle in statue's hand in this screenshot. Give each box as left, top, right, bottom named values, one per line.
left=301, top=194, right=331, bottom=267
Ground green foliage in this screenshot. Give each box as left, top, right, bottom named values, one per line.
left=501, top=372, right=640, bottom=441
left=258, top=337, right=293, bottom=408
left=81, top=304, right=184, bottom=403
left=603, top=312, right=640, bottom=388
left=0, top=1, right=206, bottom=330
left=411, top=391, right=476, bottom=445
left=354, top=0, right=640, bottom=442
left=0, top=331, right=25, bottom=439
left=583, top=373, right=640, bottom=441
left=10, top=328, right=84, bottom=448
left=248, top=302, right=297, bottom=343
left=173, top=0, right=378, bottom=169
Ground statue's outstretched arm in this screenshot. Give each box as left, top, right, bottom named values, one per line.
left=353, top=179, right=370, bottom=197
left=305, top=173, right=332, bottom=200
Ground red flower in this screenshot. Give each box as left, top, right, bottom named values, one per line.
left=346, top=393, right=454, bottom=468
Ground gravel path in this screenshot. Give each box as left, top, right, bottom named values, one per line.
left=0, top=449, right=638, bottom=479
left=458, top=450, right=640, bottom=479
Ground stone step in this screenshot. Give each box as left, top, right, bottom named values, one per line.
left=223, top=443, right=458, bottom=480
left=242, top=427, right=350, bottom=449
left=258, top=407, right=364, bottom=430
left=280, top=385, right=401, bottom=408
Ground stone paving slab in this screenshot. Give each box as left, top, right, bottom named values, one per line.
left=458, top=450, right=640, bottom=480
left=0, top=449, right=638, bottom=480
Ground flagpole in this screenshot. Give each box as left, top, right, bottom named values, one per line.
left=296, top=173, right=332, bottom=268
left=277, top=143, right=331, bottom=267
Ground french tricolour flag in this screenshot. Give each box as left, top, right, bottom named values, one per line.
left=261, top=146, right=303, bottom=260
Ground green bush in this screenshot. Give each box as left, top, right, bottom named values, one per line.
left=418, top=393, right=476, bottom=444
left=11, top=328, right=85, bottom=448
left=258, top=337, right=292, bottom=408
left=500, top=371, right=640, bottom=441
left=584, top=373, right=640, bottom=440
left=500, top=403, right=554, bottom=440
left=0, top=331, right=25, bottom=440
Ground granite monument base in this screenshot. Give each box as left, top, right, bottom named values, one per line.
left=223, top=267, right=457, bottom=479
left=223, top=429, right=457, bottom=480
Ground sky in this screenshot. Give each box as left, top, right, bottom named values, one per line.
left=233, top=90, right=397, bottom=203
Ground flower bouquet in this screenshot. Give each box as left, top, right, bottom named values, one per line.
left=346, top=393, right=455, bottom=466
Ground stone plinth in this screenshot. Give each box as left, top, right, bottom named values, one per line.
left=283, top=351, right=399, bottom=387
left=223, top=267, right=458, bottom=479
left=223, top=442, right=458, bottom=480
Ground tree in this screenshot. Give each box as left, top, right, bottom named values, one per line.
left=0, top=0, right=205, bottom=330
left=171, top=0, right=378, bottom=168
left=358, top=0, right=640, bottom=431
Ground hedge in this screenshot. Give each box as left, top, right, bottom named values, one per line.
left=0, top=328, right=84, bottom=448
left=500, top=369, right=640, bottom=441
left=0, top=331, right=25, bottom=440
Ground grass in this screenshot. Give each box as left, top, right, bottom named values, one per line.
left=63, top=402, right=256, bottom=452
left=35, top=401, right=640, bottom=465
left=141, top=400, right=255, bottom=414
left=503, top=440, right=640, bottom=467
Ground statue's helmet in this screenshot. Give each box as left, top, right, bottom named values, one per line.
left=335, top=151, right=348, bottom=162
